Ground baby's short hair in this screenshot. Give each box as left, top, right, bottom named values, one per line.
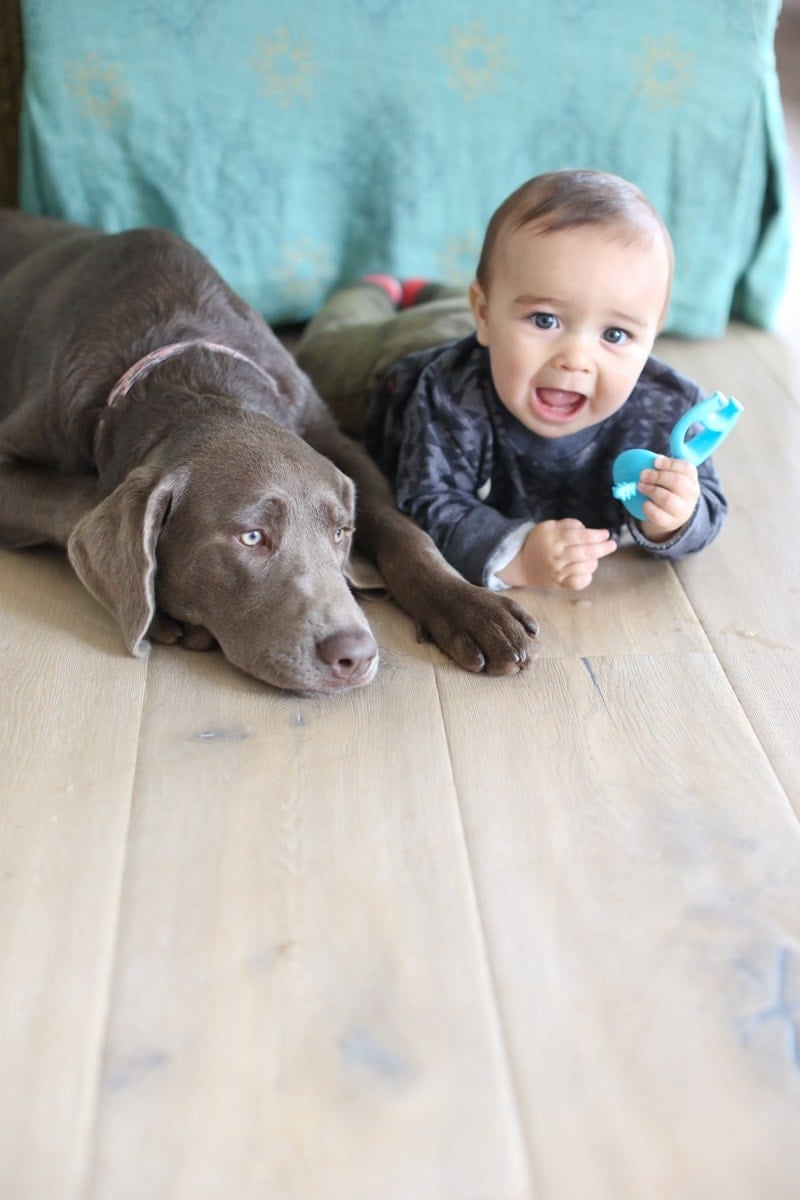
left=476, top=168, right=674, bottom=302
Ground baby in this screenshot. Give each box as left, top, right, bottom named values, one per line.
left=295, top=169, right=727, bottom=591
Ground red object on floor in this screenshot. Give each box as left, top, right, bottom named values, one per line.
left=361, top=273, right=402, bottom=306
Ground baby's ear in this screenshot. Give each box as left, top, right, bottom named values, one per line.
left=468, top=280, right=490, bottom=346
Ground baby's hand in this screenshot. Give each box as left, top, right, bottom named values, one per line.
left=498, top=519, right=617, bottom=591
left=636, top=456, right=700, bottom=541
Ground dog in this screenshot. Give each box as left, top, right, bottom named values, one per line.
left=0, top=211, right=538, bottom=693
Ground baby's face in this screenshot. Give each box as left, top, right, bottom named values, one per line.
left=470, top=222, right=671, bottom=438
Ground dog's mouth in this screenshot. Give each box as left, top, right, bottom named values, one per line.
left=240, top=636, right=380, bottom=695
left=283, top=664, right=379, bottom=697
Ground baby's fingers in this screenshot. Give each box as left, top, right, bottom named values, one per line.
left=560, top=530, right=618, bottom=560
left=557, top=534, right=617, bottom=588
left=592, top=536, right=619, bottom=560
left=654, top=455, right=696, bottom=477
left=640, top=460, right=697, bottom=510
left=559, top=570, right=596, bottom=591
left=640, top=457, right=698, bottom=496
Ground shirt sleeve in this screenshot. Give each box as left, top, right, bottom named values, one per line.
left=391, top=372, right=531, bottom=586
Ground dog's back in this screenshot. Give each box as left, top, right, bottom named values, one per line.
left=0, top=213, right=251, bottom=430
left=0, top=208, right=91, bottom=275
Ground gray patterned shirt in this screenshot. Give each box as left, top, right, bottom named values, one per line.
left=364, top=334, right=727, bottom=587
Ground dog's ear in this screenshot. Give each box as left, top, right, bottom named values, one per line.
left=67, top=465, right=189, bottom=657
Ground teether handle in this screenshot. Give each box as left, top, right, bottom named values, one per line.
left=669, top=391, right=744, bottom=466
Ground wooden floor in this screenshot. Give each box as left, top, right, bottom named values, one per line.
left=3, top=19, right=800, bottom=1200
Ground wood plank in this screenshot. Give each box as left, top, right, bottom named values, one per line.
left=83, top=603, right=532, bottom=1200
left=437, top=651, right=800, bottom=1200
left=656, top=330, right=800, bottom=801
left=734, top=325, right=800, bottom=398
left=511, top=544, right=708, bottom=660
left=0, top=548, right=145, bottom=1200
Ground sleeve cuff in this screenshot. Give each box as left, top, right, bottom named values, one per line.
left=626, top=502, right=699, bottom=556
left=484, top=522, right=534, bottom=590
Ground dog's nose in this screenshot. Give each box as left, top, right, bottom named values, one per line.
left=317, top=628, right=378, bottom=682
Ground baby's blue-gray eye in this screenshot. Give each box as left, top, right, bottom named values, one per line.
left=238, top=530, right=263, bottom=546
left=603, top=327, right=629, bottom=344
left=532, top=312, right=558, bottom=330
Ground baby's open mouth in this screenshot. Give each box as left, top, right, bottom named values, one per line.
left=533, top=387, right=587, bottom=422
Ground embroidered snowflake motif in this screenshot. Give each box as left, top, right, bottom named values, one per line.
left=273, top=237, right=334, bottom=307
left=249, top=29, right=321, bottom=107
left=440, top=22, right=509, bottom=101
left=438, top=231, right=481, bottom=284
left=65, top=52, right=129, bottom=129
left=630, top=34, right=696, bottom=111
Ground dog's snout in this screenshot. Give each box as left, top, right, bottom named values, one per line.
left=317, top=628, right=378, bottom=682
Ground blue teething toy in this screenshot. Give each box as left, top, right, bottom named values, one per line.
left=611, top=390, right=743, bottom=521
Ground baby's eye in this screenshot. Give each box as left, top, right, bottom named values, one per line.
left=603, top=327, right=630, bottom=345
left=238, top=530, right=263, bottom=546
left=530, top=312, right=559, bottom=330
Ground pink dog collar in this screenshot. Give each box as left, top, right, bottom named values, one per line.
left=106, top=339, right=272, bottom=406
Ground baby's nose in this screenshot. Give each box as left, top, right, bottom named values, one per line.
left=553, top=334, right=592, bottom=371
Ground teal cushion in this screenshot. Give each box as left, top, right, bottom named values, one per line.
left=19, top=0, right=790, bottom=336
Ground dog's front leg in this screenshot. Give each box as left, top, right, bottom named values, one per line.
left=303, top=415, right=540, bottom=675
left=0, top=458, right=100, bottom=549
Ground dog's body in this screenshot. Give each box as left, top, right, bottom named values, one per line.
left=0, top=211, right=537, bottom=693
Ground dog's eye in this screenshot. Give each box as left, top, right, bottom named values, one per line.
left=238, top=530, right=263, bottom=547
left=334, top=526, right=352, bottom=544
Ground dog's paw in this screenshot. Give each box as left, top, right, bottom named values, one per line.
left=419, top=587, right=539, bottom=676
left=182, top=624, right=217, bottom=652
left=147, top=614, right=217, bottom=652
left=148, top=611, right=184, bottom=645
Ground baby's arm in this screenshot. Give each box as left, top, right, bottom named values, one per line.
left=616, top=366, right=732, bottom=558
left=390, top=383, right=531, bottom=585
left=497, top=519, right=617, bottom=590
left=636, top=456, right=700, bottom=542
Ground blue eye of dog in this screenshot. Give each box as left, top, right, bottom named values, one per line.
left=239, top=530, right=263, bottom=546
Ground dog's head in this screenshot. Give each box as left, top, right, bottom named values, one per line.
left=67, top=410, right=378, bottom=693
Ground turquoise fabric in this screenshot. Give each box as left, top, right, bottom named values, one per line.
left=18, top=0, right=790, bottom=336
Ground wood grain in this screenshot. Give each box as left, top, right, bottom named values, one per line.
left=82, top=615, right=530, bottom=1200
left=0, top=549, right=145, bottom=1199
